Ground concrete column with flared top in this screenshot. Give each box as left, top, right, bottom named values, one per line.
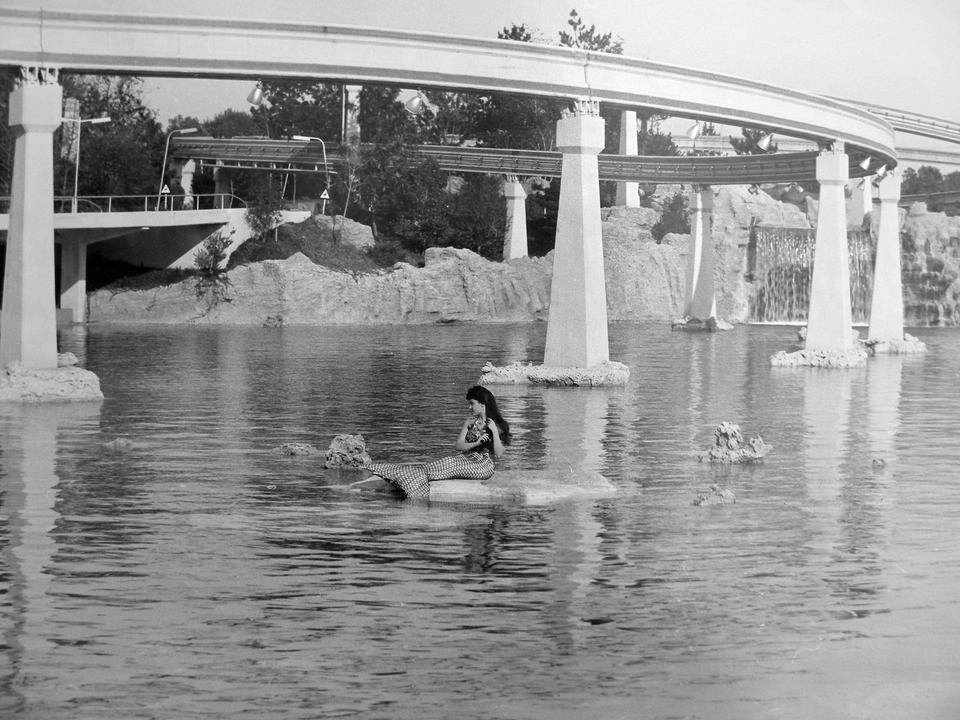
left=868, top=170, right=904, bottom=342
left=543, top=111, right=609, bottom=368
left=1, top=71, right=62, bottom=368
left=59, top=241, right=87, bottom=324
left=684, top=186, right=717, bottom=320
left=805, top=147, right=853, bottom=352
left=502, top=176, right=528, bottom=260
left=616, top=109, right=639, bottom=208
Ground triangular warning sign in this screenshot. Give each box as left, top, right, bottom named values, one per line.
left=320, top=189, right=330, bottom=199
left=161, top=184, right=171, bottom=194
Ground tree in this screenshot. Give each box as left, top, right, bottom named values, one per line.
left=250, top=79, right=344, bottom=140
left=729, top=127, right=778, bottom=155
left=558, top=9, right=624, bottom=54
left=202, top=109, right=261, bottom=138
left=901, top=165, right=944, bottom=195
left=56, top=74, right=165, bottom=198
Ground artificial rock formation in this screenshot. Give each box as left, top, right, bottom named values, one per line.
left=324, top=433, right=372, bottom=468
left=697, top=422, right=772, bottom=463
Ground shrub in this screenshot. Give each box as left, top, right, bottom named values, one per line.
left=651, top=191, right=690, bottom=242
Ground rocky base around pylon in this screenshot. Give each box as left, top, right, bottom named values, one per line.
left=864, top=333, right=928, bottom=355
left=697, top=421, right=772, bottom=463
left=670, top=316, right=735, bottom=332
left=770, top=345, right=868, bottom=368
left=478, top=360, right=631, bottom=386
left=0, top=353, right=103, bottom=402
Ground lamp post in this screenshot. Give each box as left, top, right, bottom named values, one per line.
left=62, top=115, right=111, bottom=213
left=292, top=135, right=330, bottom=211
left=157, top=127, right=198, bottom=210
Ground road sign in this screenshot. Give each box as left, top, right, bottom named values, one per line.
left=319, top=189, right=330, bottom=199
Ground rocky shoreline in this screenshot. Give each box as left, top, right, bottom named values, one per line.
left=86, top=186, right=960, bottom=327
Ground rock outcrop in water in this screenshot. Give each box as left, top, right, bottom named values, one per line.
left=697, top=422, right=772, bottom=463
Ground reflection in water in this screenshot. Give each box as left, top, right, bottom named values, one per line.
left=0, top=403, right=101, bottom=714
left=866, top=355, right=903, bottom=468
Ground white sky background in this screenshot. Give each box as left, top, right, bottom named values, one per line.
left=25, top=0, right=960, bottom=151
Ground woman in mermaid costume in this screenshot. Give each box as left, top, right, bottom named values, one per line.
left=365, top=385, right=511, bottom=498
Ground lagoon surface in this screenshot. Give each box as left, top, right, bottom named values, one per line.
left=1, top=322, right=958, bottom=719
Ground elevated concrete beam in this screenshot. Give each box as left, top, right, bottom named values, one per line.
left=0, top=7, right=897, bottom=162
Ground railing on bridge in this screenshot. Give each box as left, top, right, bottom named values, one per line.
left=0, top=193, right=247, bottom=215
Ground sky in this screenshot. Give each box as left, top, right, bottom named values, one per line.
left=19, top=0, right=960, bottom=154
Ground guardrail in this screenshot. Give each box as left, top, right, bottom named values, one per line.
left=0, top=193, right=247, bottom=215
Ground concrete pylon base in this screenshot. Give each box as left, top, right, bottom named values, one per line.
left=865, top=334, right=927, bottom=355
left=0, top=353, right=103, bottom=402
left=478, top=360, right=630, bottom=387
left=769, top=347, right=868, bottom=368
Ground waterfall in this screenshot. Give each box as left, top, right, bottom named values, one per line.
left=748, top=227, right=875, bottom=323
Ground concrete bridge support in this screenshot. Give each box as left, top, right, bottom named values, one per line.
left=868, top=170, right=905, bottom=342
left=177, top=159, right=197, bottom=209
left=213, top=166, right=232, bottom=209
left=684, top=186, right=717, bottom=320
left=59, top=241, right=88, bottom=324
left=543, top=106, right=610, bottom=368
left=616, top=110, right=640, bottom=208
left=851, top=177, right=873, bottom=226
left=805, top=146, right=854, bottom=352
left=502, top=176, right=528, bottom=260
left=1, top=69, right=61, bottom=369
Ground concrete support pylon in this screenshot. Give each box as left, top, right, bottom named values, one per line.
left=178, top=158, right=196, bottom=209
left=851, top=177, right=873, bottom=226
left=59, top=241, right=87, bottom=324
left=684, top=185, right=717, bottom=320
left=213, top=165, right=231, bottom=208
left=543, top=104, right=609, bottom=368
left=502, top=176, right=528, bottom=260
left=1, top=68, right=62, bottom=369
left=616, top=109, right=639, bottom=208
left=867, top=169, right=904, bottom=342
left=805, top=145, right=853, bottom=352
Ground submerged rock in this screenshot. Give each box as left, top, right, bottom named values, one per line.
left=277, top=442, right=322, bottom=456
left=693, top=484, right=737, bottom=506
left=698, top=422, right=772, bottom=463
left=478, top=360, right=630, bottom=386
left=324, top=433, right=372, bottom=468
left=864, top=333, right=927, bottom=355
left=770, top=346, right=868, bottom=368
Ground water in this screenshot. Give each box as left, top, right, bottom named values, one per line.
left=750, top=228, right=875, bottom=323
left=1, top=322, right=958, bottom=719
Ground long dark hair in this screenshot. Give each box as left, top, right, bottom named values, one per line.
left=466, top=385, right=511, bottom=446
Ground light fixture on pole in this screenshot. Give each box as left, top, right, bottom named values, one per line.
left=247, top=81, right=266, bottom=107
left=686, top=122, right=701, bottom=140
left=756, top=133, right=773, bottom=152
left=292, top=135, right=331, bottom=208
left=859, top=156, right=872, bottom=171
left=404, top=91, right=428, bottom=116
left=61, top=115, right=111, bottom=213
left=157, top=127, right=198, bottom=210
